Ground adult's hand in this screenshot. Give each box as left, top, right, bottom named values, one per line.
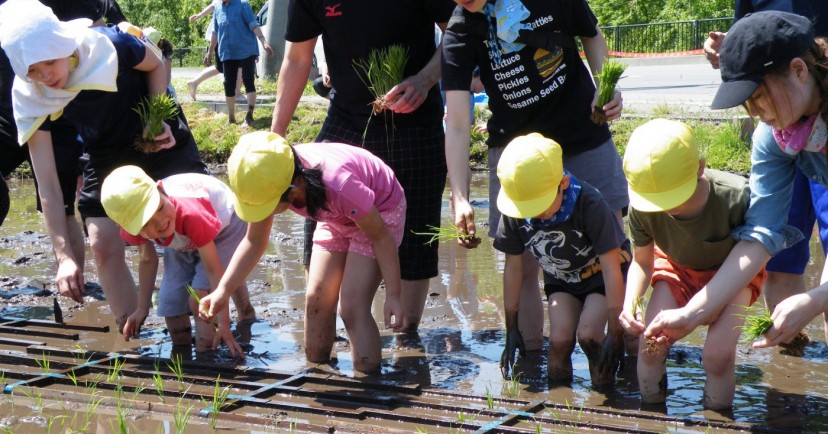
left=56, top=258, right=85, bottom=303
left=753, top=291, right=822, bottom=348
left=122, top=306, right=148, bottom=341
left=203, top=52, right=213, bottom=67
left=385, top=74, right=429, bottom=114
left=704, top=31, right=726, bottom=69
left=601, top=91, right=623, bottom=121
left=153, top=122, right=177, bottom=150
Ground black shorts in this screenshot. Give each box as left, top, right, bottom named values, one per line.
left=544, top=284, right=605, bottom=304
left=306, top=111, right=447, bottom=280
left=77, top=113, right=207, bottom=219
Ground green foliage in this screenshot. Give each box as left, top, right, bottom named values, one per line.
left=353, top=45, right=408, bottom=114
left=596, top=60, right=626, bottom=107
left=134, top=94, right=179, bottom=152
left=591, top=0, right=734, bottom=26
left=738, top=305, right=773, bottom=343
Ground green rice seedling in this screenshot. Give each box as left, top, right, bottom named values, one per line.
left=110, top=384, right=129, bottom=434
left=412, top=224, right=481, bottom=246
left=34, top=352, right=51, bottom=374
left=66, top=369, right=78, bottom=387
left=106, top=357, right=125, bottom=384
left=485, top=385, right=494, bottom=409
left=631, top=295, right=648, bottom=320
left=46, top=414, right=66, bottom=434
left=501, top=366, right=521, bottom=399
left=133, top=94, right=179, bottom=153
left=205, top=376, right=231, bottom=429
left=152, top=363, right=165, bottom=403
left=591, top=59, right=626, bottom=124
left=352, top=45, right=408, bottom=116
left=19, top=386, right=44, bottom=411
left=737, top=305, right=773, bottom=343
left=173, top=394, right=194, bottom=434
left=167, top=355, right=185, bottom=384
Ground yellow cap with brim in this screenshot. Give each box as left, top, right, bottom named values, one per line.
left=496, top=133, right=564, bottom=219
left=101, top=165, right=160, bottom=236
left=623, top=119, right=699, bottom=212
left=228, top=131, right=295, bottom=222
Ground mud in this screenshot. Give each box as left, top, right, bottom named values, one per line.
left=0, top=173, right=827, bottom=432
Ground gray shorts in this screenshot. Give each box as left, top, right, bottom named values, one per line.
left=156, top=213, right=247, bottom=318
left=487, top=138, right=628, bottom=237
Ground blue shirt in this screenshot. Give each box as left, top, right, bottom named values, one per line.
left=212, top=0, right=260, bottom=61
left=733, top=123, right=828, bottom=255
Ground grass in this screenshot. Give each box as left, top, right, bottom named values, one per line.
left=737, top=305, right=773, bottom=343
left=133, top=94, right=179, bottom=153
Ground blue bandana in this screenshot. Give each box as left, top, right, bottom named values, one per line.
left=483, top=0, right=532, bottom=66
left=526, top=172, right=581, bottom=227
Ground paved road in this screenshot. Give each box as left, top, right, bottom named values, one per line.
left=173, top=56, right=726, bottom=115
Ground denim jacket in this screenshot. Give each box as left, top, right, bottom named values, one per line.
left=734, top=122, right=828, bottom=255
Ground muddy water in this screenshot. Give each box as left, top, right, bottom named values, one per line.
left=1, top=172, right=827, bottom=431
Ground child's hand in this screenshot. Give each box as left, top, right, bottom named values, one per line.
left=214, top=322, right=245, bottom=359
left=595, top=332, right=624, bottom=386
left=499, top=326, right=525, bottom=379
left=618, top=308, right=645, bottom=335
left=122, top=306, right=149, bottom=341
left=644, top=307, right=695, bottom=344
left=383, top=296, right=407, bottom=332
left=198, top=292, right=228, bottom=322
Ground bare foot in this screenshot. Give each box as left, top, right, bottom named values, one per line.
left=188, top=81, right=197, bottom=101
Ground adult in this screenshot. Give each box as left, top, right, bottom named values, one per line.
left=0, top=0, right=207, bottom=333
left=646, top=11, right=828, bottom=351
left=441, top=0, right=625, bottom=351
left=703, top=0, right=828, bottom=346
left=270, top=0, right=456, bottom=333
left=205, top=0, right=272, bottom=126
left=187, top=0, right=242, bottom=102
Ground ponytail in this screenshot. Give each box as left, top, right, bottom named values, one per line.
left=285, top=147, right=329, bottom=219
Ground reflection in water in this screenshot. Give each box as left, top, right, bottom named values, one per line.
left=1, top=173, right=828, bottom=429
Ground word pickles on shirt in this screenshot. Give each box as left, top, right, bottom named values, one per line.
left=485, top=14, right=566, bottom=110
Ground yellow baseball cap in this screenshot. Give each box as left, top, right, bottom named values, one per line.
left=100, top=165, right=160, bottom=236
left=496, top=133, right=564, bottom=219
left=623, top=119, right=699, bottom=212
left=228, top=131, right=295, bottom=222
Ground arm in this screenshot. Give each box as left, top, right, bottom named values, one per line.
left=385, top=22, right=447, bottom=114
left=199, top=217, right=273, bottom=320
left=499, top=252, right=525, bottom=376
left=270, top=38, right=316, bottom=136
left=703, top=31, right=726, bottom=69
left=619, top=243, right=654, bottom=334
left=189, top=3, right=215, bottom=24
left=27, top=130, right=84, bottom=301
left=754, top=284, right=828, bottom=348
left=123, top=242, right=158, bottom=340
left=252, top=26, right=273, bottom=57
left=197, top=241, right=243, bottom=357
left=596, top=247, right=625, bottom=379
left=580, top=26, right=622, bottom=121
left=444, top=90, right=477, bottom=247
left=644, top=240, right=770, bottom=342
left=353, top=208, right=405, bottom=331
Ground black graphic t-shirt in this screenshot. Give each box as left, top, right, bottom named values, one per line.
left=441, top=0, right=611, bottom=154
left=494, top=181, right=628, bottom=295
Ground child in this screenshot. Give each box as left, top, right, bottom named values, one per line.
left=619, top=119, right=768, bottom=410
left=646, top=11, right=828, bottom=356
left=0, top=0, right=207, bottom=334
left=101, top=165, right=255, bottom=356
left=199, top=131, right=408, bottom=373
left=494, top=133, right=629, bottom=386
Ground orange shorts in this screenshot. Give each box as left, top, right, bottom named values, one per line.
left=651, top=248, right=766, bottom=307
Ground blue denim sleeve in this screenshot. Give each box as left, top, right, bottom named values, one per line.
left=732, top=122, right=804, bottom=255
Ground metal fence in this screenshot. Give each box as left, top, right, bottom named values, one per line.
left=171, top=17, right=735, bottom=66
left=600, top=17, right=732, bottom=54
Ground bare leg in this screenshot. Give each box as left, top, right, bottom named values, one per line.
left=519, top=252, right=544, bottom=350
left=190, top=291, right=216, bottom=353
left=547, top=292, right=580, bottom=383
left=638, top=282, right=676, bottom=404
left=305, top=250, right=346, bottom=364
left=338, top=253, right=384, bottom=373
left=400, top=278, right=429, bottom=332
left=166, top=314, right=192, bottom=346
left=245, top=92, right=256, bottom=126
left=702, top=288, right=752, bottom=410
left=230, top=282, right=256, bottom=321
left=579, top=293, right=611, bottom=386
left=187, top=66, right=220, bottom=101
left=226, top=96, right=236, bottom=123
left=85, top=217, right=137, bottom=333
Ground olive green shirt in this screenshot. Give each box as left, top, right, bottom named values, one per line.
left=629, top=169, right=750, bottom=271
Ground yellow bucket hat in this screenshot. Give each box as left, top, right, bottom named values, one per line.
left=228, top=131, right=295, bottom=222
left=101, top=165, right=160, bottom=236
left=623, top=119, right=699, bottom=212
left=496, top=133, right=564, bottom=219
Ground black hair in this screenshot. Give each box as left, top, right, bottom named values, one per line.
left=281, top=147, right=328, bottom=218
left=157, top=38, right=173, bottom=60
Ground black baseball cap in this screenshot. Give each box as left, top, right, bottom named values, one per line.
left=711, top=11, right=814, bottom=110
